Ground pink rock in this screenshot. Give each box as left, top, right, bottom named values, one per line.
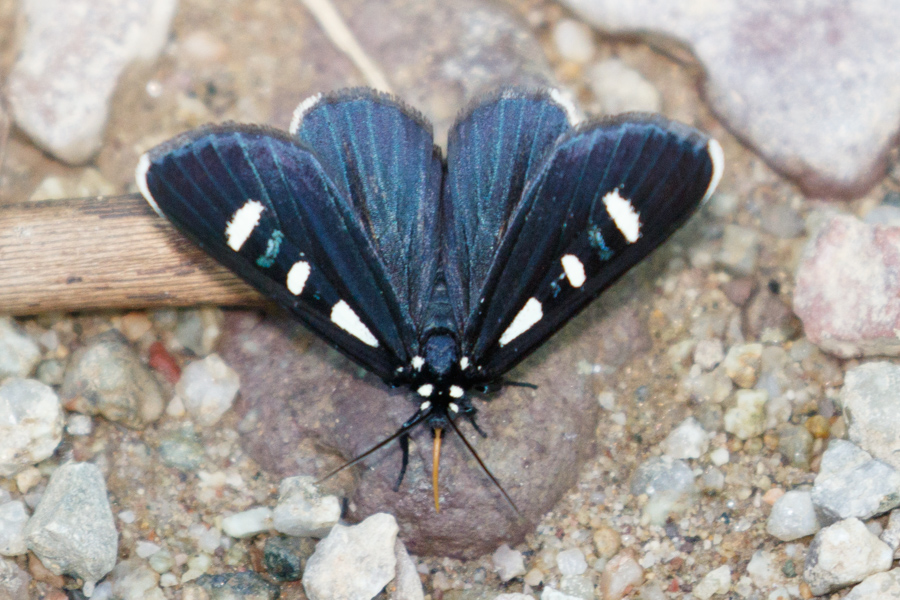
left=793, top=213, right=900, bottom=357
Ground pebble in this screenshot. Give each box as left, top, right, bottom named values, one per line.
left=135, top=541, right=161, bottom=559
left=803, top=518, right=893, bottom=596
left=630, top=457, right=697, bottom=525
left=559, top=574, right=594, bottom=600
left=812, top=439, right=900, bottom=523
left=661, top=417, right=709, bottom=459
left=302, top=513, right=399, bottom=600
left=497, top=595, right=535, bottom=600
left=0, top=318, right=41, bottom=378
left=882, top=510, right=900, bottom=557
left=24, top=462, right=118, bottom=596
left=776, top=425, right=813, bottom=468
left=693, top=339, right=724, bottom=371
left=176, top=354, right=240, bottom=427
left=746, top=550, right=778, bottom=589
left=156, top=424, right=206, bottom=472
left=174, top=308, right=224, bottom=356
left=222, top=507, right=273, bottom=539
left=766, top=490, right=821, bottom=542
left=794, top=214, right=900, bottom=356
left=195, top=571, right=279, bottom=600
left=843, top=569, right=900, bottom=600
left=599, top=553, right=643, bottom=600
left=587, top=58, right=661, bottom=114
left=393, top=539, right=425, bottom=600
left=840, top=362, right=900, bottom=470
left=0, top=501, right=29, bottom=556
left=699, top=467, right=726, bottom=494
left=760, top=203, right=806, bottom=239
left=593, top=526, right=621, bottom=559
left=723, top=389, right=769, bottom=440
left=66, top=413, right=94, bottom=436
left=693, top=564, right=731, bottom=599
left=182, top=553, right=213, bottom=583
left=0, top=557, right=31, bottom=600
left=272, top=476, right=341, bottom=538
left=7, top=0, right=177, bottom=163
left=0, top=378, right=63, bottom=477
left=541, top=587, right=582, bottom=600
left=709, top=447, right=729, bottom=466
left=61, top=330, right=165, bottom=429
left=556, top=548, right=588, bottom=576
left=118, top=313, right=154, bottom=342
left=717, top=225, right=760, bottom=277
left=109, top=558, right=164, bottom=600
left=722, top=343, right=763, bottom=388
left=35, top=359, right=66, bottom=387
left=264, top=535, right=314, bottom=582
left=552, top=19, right=595, bottom=63
left=493, top=544, right=526, bottom=581
left=148, top=549, right=175, bottom=574
left=684, top=366, right=734, bottom=404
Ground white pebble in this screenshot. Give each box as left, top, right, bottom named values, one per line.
left=600, top=553, right=644, bottom=600
left=176, top=354, right=240, bottom=427
left=0, top=501, right=29, bottom=556
left=0, top=378, right=63, bottom=477
left=493, top=544, right=526, bottom=581
left=222, top=507, right=273, bottom=539
left=661, top=417, right=709, bottom=459
left=709, top=447, right=730, bottom=466
left=552, top=19, right=595, bottom=63
left=803, top=518, right=892, bottom=596
left=693, top=565, right=731, bottom=599
left=272, top=476, right=341, bottom=538
left=723, top=389, right=769, bottom=440
left=556, top=548, right=587, bottom=576
left=766, top=490, right=820, bottom=541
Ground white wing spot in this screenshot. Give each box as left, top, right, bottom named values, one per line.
left=420, top=400, right=432, bottom=411
left=225, top=200, right=265, bottom=251
left=417, top=384, right=434, bottom=398
left=459, top=356, right=470, bottom=370
left=289, top=92, right=324, bottom=135
left=548, top=88, right=582, bottom=125
left=135, top=153, right=165, bottom=218
left=411, top=356, right=425, bottom=370
left=449, top=385, right=464, bottom=399
left=330, top=300, right=379, bottom=347
left=603, top=189, right=641, bottom=243
left=561, top=254, right=586, bottom=288
left=286, top=261, right=311, bottom=295
left=703, top=138, right=725, bottom=203
left=499, top=298, right=543, bottom=347
left=449, top=402, right=459, bottom=413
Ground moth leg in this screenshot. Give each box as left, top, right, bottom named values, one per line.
left=394, top=431, right=410, bottom=491
left=462, top=404, right=488, bottom=438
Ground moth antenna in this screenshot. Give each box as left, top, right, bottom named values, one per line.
left=394, top=431, right=410, bottom=491
left=502, top=379, right=538, bottom=390
left=316, top=409, right=428, bottom=484
left=446, top=416, right=521, bottom=516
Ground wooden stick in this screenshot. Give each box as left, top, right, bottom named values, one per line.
left=0, top=195, right=263, bottom=316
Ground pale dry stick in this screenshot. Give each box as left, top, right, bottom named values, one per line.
left=299, top=0, right=393, bottom=94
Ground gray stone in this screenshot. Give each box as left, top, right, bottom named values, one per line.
left=109, top=558, right=164, bottom=600
left=776, top=425, right=813, bottom=468
left=803, top=518, right=892, bottom=596
left=812, top=440, right=900, bottom=523
left=7, top=0, right=177, bottom=163
left=717, top=225, right=760, bottom=278
left=263, top=535, right=316, bottom=582
left=723, top=389, right=768, bottom=440
left=556, top=548, right=588, bottom=576
left=24, top=462, right=118, bottom=596
left=561, top=0, right=900, bottom=198
left=794, top=214, right=900, bottom=357
left=156, top=424, right=205, bottom=471
left=661, top=417, right=709, bottom=460
left=0, top=318, right=40, bottom=379
left=176, top=353, right=240, bottom=427
left=0, top=558, right=30, bottom=600
left=61, top=330, right=164, bottom=429
left=195, top=571, right=279, bottom=600
left=0, top=378, right=63, bottom=477
left=630, top=456, right=697, bottom=525
left=0, top=501, right=29, bottom=556
left=840, top=362, right=900, bottom=470
left=393, top=539, right=424, bottom=600
left=766, top=490, right=820, bottom=541
left=302, top=513, right=399, bottom=600
left=844, top=569, right=900, bottom=600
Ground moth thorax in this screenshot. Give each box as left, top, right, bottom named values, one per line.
left=421, top=333, right=459, bottom=379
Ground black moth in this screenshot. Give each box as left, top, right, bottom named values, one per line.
left=137, top=87, right=723, bottom=511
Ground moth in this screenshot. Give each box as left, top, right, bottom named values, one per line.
left=136, top=87, right=723, bottom=510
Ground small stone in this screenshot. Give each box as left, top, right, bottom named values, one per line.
left=148, top=549, right=175, bottom=574
left=0, top=501, right=29, bottom=556
left=843, top=569, right=900, bottom=600
left=196, top=571, right=278, bottom=600
left=302, top=513, right=399, bottom=600
left=559, top=574, right=593, bottom=600
left=135, top=541, right=161, bottom=559
left=661, top=417, right=709, bottom=460
left=118, top=313, right=153, bottom=342
left=157, top=424, right=206, bottom=472
left=803, top=518, right=892, bottom=596
left=0, top=318, right=41, bottom=379
left=841, top=362, right=900, bottom=470
left=630, top=457, right=697, bottom=525
left=0, top=378, right=63, bottom=477
left=717, top=225, right=759, bottom=277
left=700, top=467, right=725, bottom=494
left=709, top=447, right=730, bottom=466
left=693, top=565, right=731, bottom=599
left=61, top=330, right=165, bottom=429
left=761, top=203, right=806, bottom=239
left=493, top=544, right=526, bottom=581
left=553, top=18, right=595, bottom=63
left=24, top=462, right=118, bottom=596
left=176, top=354, right=240, bottom=427
left=66, top=414, right=93, bottom=437
left=272, top=476, right=341, bottom=538
left=35, top=359, right=66, bottom=387
left=556, top=548, right=588, bottom=576
left=174, top=308, right=224, bottom=356
left=109, top=558, right=162, bottom=600
left=805, top=415, right=830, bottom=438
left=524, top=569, right=543, bottom=586
left=723, top=343, right=763, bottom=388
left=600, top=553, right=643, bottom=600
left=0, top=557, right=31, bottom=600
left=393, top=539, right=424, bottom=600
left=221, top=507, right=273, bottom=539
left=777, top=425, right=814, bottom=468
left=811, top=439, right=900, bottom=523
left=747, top=550, right=778, bottom=589
left=593, top=526, right=621, bottom=559
left=766, top=491, right=820, bottom=541
left=7, top=0, right=177, bottom=163
left=263, top=535, right=316, bottom=582
left=724, top=389, right=769, bottom=440
left=497, top=595, right=535, bottom=600
left=693, top=339, right=724, bottom=371
left=588, top=58, right=661, bottom=114
left=882, top=509, right=900, bottom=556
